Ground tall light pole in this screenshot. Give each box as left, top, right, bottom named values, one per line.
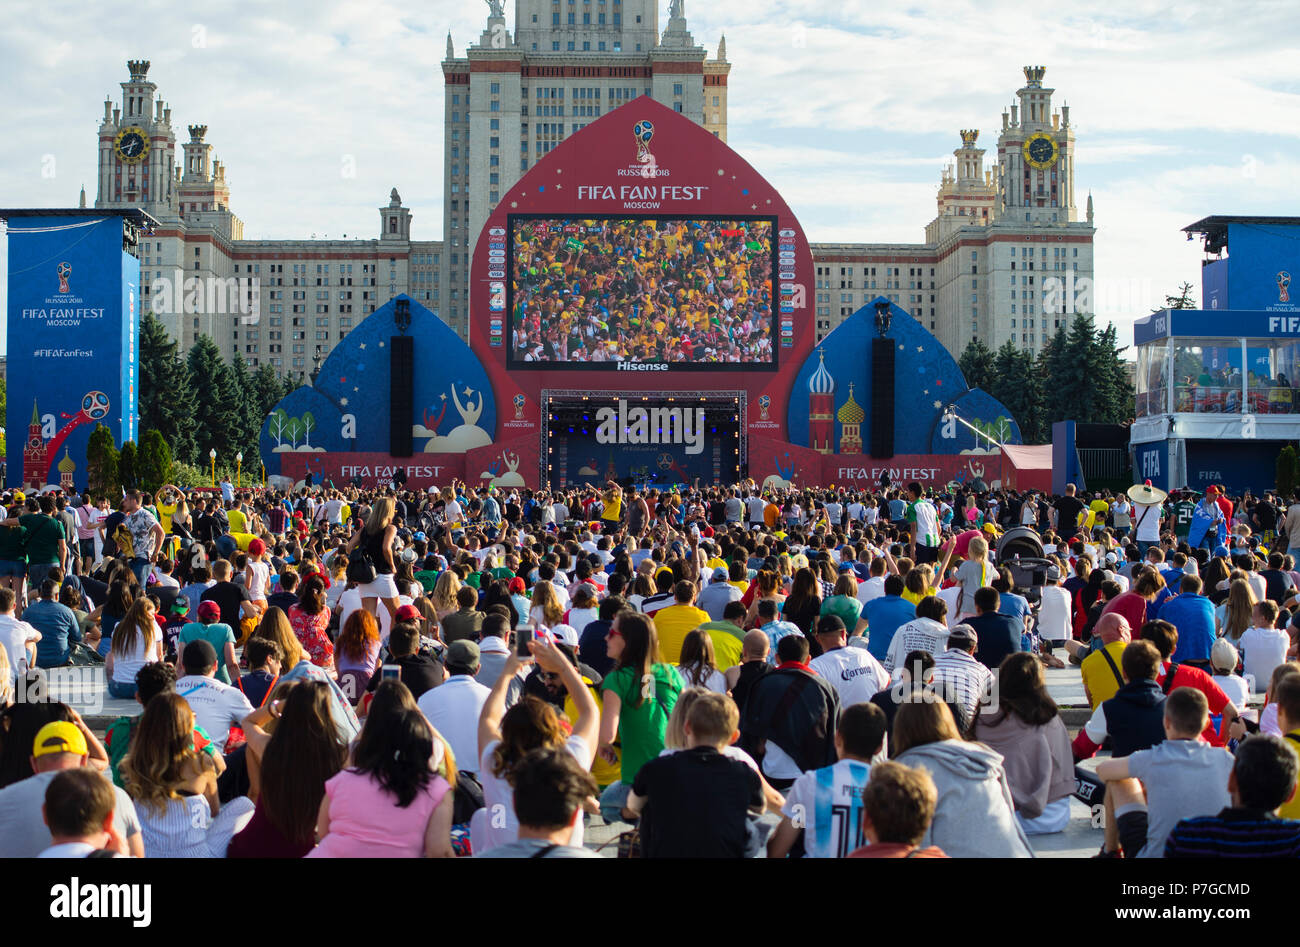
left=209, top=448, right=216, bottom=487
left=236, top=452, right=243, bottom=489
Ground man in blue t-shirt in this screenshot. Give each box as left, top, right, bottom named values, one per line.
left=860, top=575, right=916, bottom=664
left=26, top=579, right=82, bottom=668
left=1157, top=573, right=1216, bottom=666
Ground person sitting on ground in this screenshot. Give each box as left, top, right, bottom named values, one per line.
left=176, top=601, right=239, bottom=686
left=1268, top=673, right=1300, bottom=821
left=626, top=691, right=765, bottom=858
left=756, top=597, right=803, bottom=667
left=473, top=748, right=602, bottom=858
left=883, top=595, right=950, bottom=675
left=1078, top=612, right=1132, bottom=710
left=847, top=760, right=949, bottom=858
left=723, top=629, right=771, bottom=716
left=891, top=699, right=1031, bottom=857
left=768, top=702, right=888, bottom=858
left=968, top=652, right=1074, bottom=836
left=1165, top=734, right=1300, bottom=857
left=966, top=586, right=1023, bottom=671
left=1210, top=637, right=1250, bottom=708
left=174, top=640, right=254, bottom=757
left=0, top=714, right=143, bottom=857
left=931, top=624, right=993, bottom=729
left=440, top=585, right=484, bottom=644
left=120, top=692, right=255, bottom=858
left=1095, top=686, right=1234, bottom=858
left=1137, top=619, right=1240, bottom=746
left=1240, top=599, right=1290, bottom=692
left=1158, top=573, right=1216, bottom=668
left=239, top=637, right=284, bottom=710
left=809, top=615, right=888, bottom=710
left=104, top=662, right=221, bottom=790
left=39, top=768, right=125, bottom=858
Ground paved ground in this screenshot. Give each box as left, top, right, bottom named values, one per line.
left=50, top=663, right=1111, bottom=857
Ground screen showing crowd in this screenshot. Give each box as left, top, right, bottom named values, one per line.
left=509, top=217, right=775, bottom=368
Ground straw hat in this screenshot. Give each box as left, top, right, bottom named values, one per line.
left=1127, top=479, right=1168, bottom=505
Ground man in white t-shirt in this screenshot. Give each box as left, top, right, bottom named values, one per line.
left=175, top=640, right=254, bottom=755
left=1037, top=566, right=1072, bottom=648
left=1238, top=602, right=1290, bottom=689
left=856, top=560, right=887, bottom=606
left=1129, top=481, right=1166, bottom=554
left=746, top=493, right=767, bottom=527
left=0, top=588, right=41, bottom=682
left=810, top=616, right=888, bottom=708
left=419, top=641, right=492, bottom=776
left=767, top=703, right=887, bottom=858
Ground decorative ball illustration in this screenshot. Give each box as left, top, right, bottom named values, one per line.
left=81, top=391, right=110, bottom=419
left=634, top=120, right=654, bottom=145
left=656, top=452, right=674, bottom=470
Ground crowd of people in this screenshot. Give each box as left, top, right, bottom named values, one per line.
left=511, top=218, right=774, bottom=364
left=1, top=472, right=1300, bottom=859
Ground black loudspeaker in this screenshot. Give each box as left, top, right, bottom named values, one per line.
left=390, top=335, right=414, bottom=457
left=870, top=337, right=895, bottom=459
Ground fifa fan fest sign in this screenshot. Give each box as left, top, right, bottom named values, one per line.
left=2, top=210, right=142, bottom=491
left=263, top=101, right=1024, bottom=490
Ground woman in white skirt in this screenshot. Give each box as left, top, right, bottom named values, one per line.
left=346, top=497, right=401, bottom=626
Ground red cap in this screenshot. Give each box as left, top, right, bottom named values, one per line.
left=198, top=600, right=221, bottom=622
left=508, top=577, right=525, bottom=593
left=1206, top=485, right=1220, bottom=496
left=394, top=604, right=422, bottom=623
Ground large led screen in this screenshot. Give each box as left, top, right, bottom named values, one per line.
left=508, top=216, right=775, bottom=370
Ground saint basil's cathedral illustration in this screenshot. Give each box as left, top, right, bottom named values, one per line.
left=806, top=349, right=866, bottom=456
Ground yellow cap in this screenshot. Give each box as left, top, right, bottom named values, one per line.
left=32, top=721, right=87, bottom=759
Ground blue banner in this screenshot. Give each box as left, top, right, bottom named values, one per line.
left=5, top=214, right=139, bottom=490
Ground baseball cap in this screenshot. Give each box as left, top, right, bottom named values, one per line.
left=33, top=721, right=88, bottom=759
left=1213, top=545, right=1230, bottom=559
left=550, top=623, right=579, bottom=648
left=445, top=640, right=480, bottom=670
left=198, top=600, right=222, bottom=622
left=1206, top=485, right=1220, bottom=497
left=1105, top=552, right=1119, bottom=565
left=508, top=577, right=526, bottom=593
left=414, top=531, right=427, bottom=542
left=711, top=566, right=729, bottom=581
left=1046, top=565, right=1061, bottom=581
left=947, top=624, right=978, bottom=647
left=394, top=604, right=422, bottom=623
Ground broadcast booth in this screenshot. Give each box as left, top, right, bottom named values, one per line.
left=1130, top=216, right=1300, bottom=494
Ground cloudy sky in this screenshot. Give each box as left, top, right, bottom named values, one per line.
left=2, top=0, right=1298, bottom=354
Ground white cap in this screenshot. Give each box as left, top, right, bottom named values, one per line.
left=549, top=624, right=579, bottom=648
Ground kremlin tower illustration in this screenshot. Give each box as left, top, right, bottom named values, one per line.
left=807, top=352, right=866, bottom=456
left=808, top=349, right=835, bottom=454
left=23, top=399, right=49, bottom=490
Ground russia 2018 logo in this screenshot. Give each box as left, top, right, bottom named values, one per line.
left=633, top=120, right=656, bottom=178
left=57, top=261, right=71, bottom=294
left=1279, top=271, right=1291, bottom=304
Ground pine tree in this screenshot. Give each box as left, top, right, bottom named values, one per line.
left=990, top=340, right=1044, bottom=442
left=1155, top=282, right=1197, bottom=312
left=86, top=423, right=119, bottom=497
left=958, top=338, right=997, bottom=392
left=137, top=429, right=174, bottom=494
left=118, top=441, right=139, bottom=491
left=139, top=313, right=198, bottom=465
left=186, top=336, right=239, bottom=462
left=228, top=355, right=263, bottom=460
left=1278, top=445, right=1299, bottom=497
left=252, top=364, right=285, bottom=420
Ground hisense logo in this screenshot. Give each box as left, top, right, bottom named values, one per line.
left=595, top=400, right=706, bottom=455
left=616, top=362, right=668, bottom=372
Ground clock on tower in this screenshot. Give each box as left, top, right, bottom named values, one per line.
left=1022, top=132, right=1059, bottom=170
left=114, top=126, right=150, bottom=164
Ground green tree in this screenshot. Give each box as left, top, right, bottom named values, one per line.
left=85, top=423, right=120, bottom=497
left=186, top=336, right=238, bottom=461
left=228, top=355, right=263, bottom=460
left=990, top=340, right=1045, bottom=442
left=139, top=313, right=198, bottom=465
left=958, top=338, right=997, bottom=393
left=1278, top=445, right=1300, bottom=497
left=252, top=364, right=286, bottom=422
left=1155, top=281, right=1197, bottom=312
left=137, top=429, right=174, bottom=494
left=118, top=440, right=139, bottom=491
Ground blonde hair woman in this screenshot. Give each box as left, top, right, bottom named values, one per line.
left=1217, top=578, right=1257, bottom=645
left=431, top=570, right=462, bottom=620
left=529, top=579, right=565, bottom=628
left=107, top=597, right=162, bottom=700
left=346, top=497, right=401, bottom=623
left=122, top=692, right=254, bottom=857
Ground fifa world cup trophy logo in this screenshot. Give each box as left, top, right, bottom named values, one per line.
left=758, top=395, right=770, bottom=421
left=633, top=120, right=656, bottom=179
left=513, top=394, right=526, bottom=421
left=1279, top=271, right=1291, bottom=304
left=57, top=262, right=71, bottom=294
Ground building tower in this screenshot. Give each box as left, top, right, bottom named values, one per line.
left=926, top=130, right=998, bottom=244
left=439, top=1, right=727, bottom=339
left=58, top=451, right=76, bottom=493
left=95, top=59, right=177, bottom=216
left=996, top=66, right=1076, bottom=224
left=837, top=383, right=864, bottom=455
left=24, top=400, right=47, bottom=490
left=808, top=349, right=835, bottom=454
